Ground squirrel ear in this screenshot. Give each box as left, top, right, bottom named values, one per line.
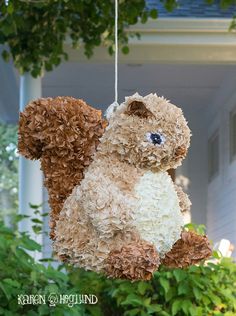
left=125, top=100, right=153, bottom=118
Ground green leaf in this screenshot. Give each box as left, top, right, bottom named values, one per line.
left=122, top=46, right=129, bottom=55
left=29, top=203, right=41, bottom=209
left=181, top=300, right=193, bottom=314
left=2, top=50, right=10, bottom=62
left=32, top=225, right=42, bottom=234
left=193, top=287, right=202, bottom=300
left=141, top=12, right=148, bottom=24
left=124, top=309, right=140, bottom=316
left=173, top=269, right=186, bottom=282
left=137, top=282, right=149, bottom=295
left=1, top=20, right=16, bottom=36
left=207, top=293, right=222, bottom=305
left=178, top=281, right=190, bottom=295
left=159, top=277, right=170, bottom=294
left=45, top=62, right=53, bottom=71
left=165, top=287, right=176, bottom=302
left=212, top=250, right=221, bottom=259
left=147, top=304, right=162, bottom=313
left=143, top=297, right=151, bottom=307
left=121, top=294, right=143, bottom=307
left=172, top=300, right=182, bottom=316
left=189, top=306, right=197, bottom=316
left=0, top=225, right=14, bottom=235
left=7, top=2, right=14, bottom=14
left=202, top=295, right=211, bottom=306
left=108, top=45, right=114, bottom=55
left=150, top=9, right=158, bottom=19
left=0, top=283, right=12, bottom=300
left=21, top=235, right=41, bottom=251
left=3, top=279, right=20, bottom=288
left=31, top=218, right=43, bottom=224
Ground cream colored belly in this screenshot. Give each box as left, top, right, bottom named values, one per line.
left=133, top=171, right=184, bottom=257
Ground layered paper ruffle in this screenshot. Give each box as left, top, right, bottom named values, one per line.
left=105, top=240, right=160, bottom=280
left=18, top=96, right=106, bottom=238
left=19, top=93, right=211, bottom=281
left=161, top=231, right=212, bottom=268
left=101, top=93, right=191, bottom=171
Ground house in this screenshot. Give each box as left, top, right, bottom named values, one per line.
left=0, top=0, right=236, bottom=257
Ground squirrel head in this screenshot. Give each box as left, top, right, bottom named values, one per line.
left=102, top=93, right=191, bottom=171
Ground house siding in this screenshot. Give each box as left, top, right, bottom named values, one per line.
left=175, top=104, right=209, bottom=227
left=206, top=70, right=236, bottom=256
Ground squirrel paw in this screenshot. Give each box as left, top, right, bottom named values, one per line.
left=161, top=230, right=212, bottom=268
left=105, top=240, right=160, bottom=281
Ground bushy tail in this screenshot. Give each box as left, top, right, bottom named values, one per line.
left=18, top=96, right=107, bottom=238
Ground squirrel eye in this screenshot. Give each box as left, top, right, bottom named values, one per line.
left=146, top=132, right=165, bottom=146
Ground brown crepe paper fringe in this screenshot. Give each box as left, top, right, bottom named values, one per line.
left=161, top=230, right=212, bottom=268
left=53, top=93, right=192, bottom=278
left=105, top=240, right=160, bottom=281
left=18, top=96, right=106, bottom=238
left=18, top=93, right=212, bottom=281
left=175, top=185, right=192, bottom=213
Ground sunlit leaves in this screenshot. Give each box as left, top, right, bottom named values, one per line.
left=0, top=124, right=18, bottom=222
left=0, top=0, right=159, bottom=77
left=1, top=215, right=236, bottom=315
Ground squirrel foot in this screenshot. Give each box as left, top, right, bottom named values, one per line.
left=161, top=230, right=212, bottom=268
left=105, top=240, right=160, bottom=281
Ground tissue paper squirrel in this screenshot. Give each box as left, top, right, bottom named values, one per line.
left=18, top=93, right=211, bottom=280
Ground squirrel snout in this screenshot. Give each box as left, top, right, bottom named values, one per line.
left=174, top=145, right=187, bottom=160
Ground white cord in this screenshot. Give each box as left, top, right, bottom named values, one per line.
left=115, top=0, right=118, bottom=103
left=101, top=0, right=120, bottom=119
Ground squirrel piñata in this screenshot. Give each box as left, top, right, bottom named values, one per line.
left=18, top=93, right=211, bottom=281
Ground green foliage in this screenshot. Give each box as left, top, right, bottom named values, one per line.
left=0, top=216, right=236, bottom=315
left=0, top=123, right=18, bottom=221
left=161, top=0, right=178, bottom=12
left=0, top=0, right=162, bottom=77
left=0, top=219, right=85, bottom=315
left=184, top=223, right=207, bottom=236
left=1, top=0, right=236, bottom=77
left=70, top=259, right=236, bottom=316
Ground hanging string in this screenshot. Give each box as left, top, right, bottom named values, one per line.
left=114, top=0, right=118, bottom=103
left=102, top=0, right=120, bottom=118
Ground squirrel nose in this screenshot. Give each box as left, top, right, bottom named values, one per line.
left=175, top=145, right=186, bottom=159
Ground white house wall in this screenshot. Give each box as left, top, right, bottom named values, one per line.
left=206, top=69, right=236, bottom=255
left=176, top=105, right=208, bottom=226
left=188, top=107, right=208, bottom=226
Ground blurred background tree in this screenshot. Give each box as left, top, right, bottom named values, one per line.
left=0, top=0, right=235, bottom=77
left=0, top=123, right=18, bottom=226
left=0, top=0, right=161, bottom=77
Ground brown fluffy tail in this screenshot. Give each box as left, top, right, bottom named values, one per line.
left=18, top=96, right=107, bottom=239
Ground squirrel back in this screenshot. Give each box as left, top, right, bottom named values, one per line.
left=18, top=96, right=107, bottom=238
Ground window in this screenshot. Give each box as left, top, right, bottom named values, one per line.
left=208, top=131, right=219, bottom=182
left=230, top=108, right=236, bottom=162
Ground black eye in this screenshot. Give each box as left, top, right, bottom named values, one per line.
left=146, top=132, right=165, bottom=146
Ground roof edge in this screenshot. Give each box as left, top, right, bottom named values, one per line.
left=128, top=18, right=233, bottom=33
